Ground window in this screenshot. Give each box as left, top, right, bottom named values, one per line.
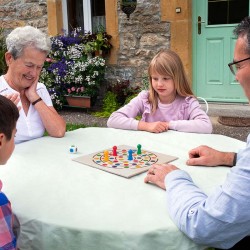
left=208, top=0, right=249, bottom=25
left=62, top=0, right=106, bottom=33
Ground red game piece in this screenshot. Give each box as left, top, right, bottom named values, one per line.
left=113, top=146, right=117, bottom=156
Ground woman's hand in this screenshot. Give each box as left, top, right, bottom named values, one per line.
left=24, top=77, right=40, bottom=103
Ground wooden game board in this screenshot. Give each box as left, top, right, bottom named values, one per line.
left=73, top=145, right=178, bottom=178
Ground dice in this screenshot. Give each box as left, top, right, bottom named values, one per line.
left=69, top=145, right=77, bottom=154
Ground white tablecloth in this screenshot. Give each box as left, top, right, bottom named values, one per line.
left=0, top=128, right=246, bottom=250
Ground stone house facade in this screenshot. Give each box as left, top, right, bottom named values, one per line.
left=0, top=0, right=191, bottom=87
left=0, top=0, right=48, bottom=33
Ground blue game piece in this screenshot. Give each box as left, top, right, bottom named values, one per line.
left=128, top=149, right=133, bottom=160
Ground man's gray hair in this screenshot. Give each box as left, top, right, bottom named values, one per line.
left=234, top=16, right=250, bottom=55
left=6, top=25, right=51, bottom=59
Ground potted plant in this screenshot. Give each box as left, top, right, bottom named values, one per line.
left=84, top=26, right=112, bottom=57
left=84, top=42, right=95, bottom=58
left=40, top=27, right=107, bottom=109
left=64, top=56, right=106, bottom=108
left=65, top=85, right=91, bottom=108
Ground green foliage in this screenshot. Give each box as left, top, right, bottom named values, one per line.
left=91, top=24, right=112, bottom=53
left=108, top=79, right=140, bottom=105
left=94, top=79, right=141, bottom=118
left=66, top=123, right=86, bottom=131
left=94, top=91, right=120, bottom=118
left=0, top=28, right=7, bottom=75
left=141, top=74, right=150, bottom=91
left=44, top=123, right=87, bottom=136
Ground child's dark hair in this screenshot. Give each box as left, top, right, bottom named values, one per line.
left=0, top=95, right=19, bottom=140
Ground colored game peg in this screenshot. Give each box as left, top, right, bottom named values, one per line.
left=104, top=150, right=109, bottom=162
left=128, top=149, right=133, bottom=160
left=137, top=144, right=142, bottom=155
left=113, top=146, right=117, bottom=156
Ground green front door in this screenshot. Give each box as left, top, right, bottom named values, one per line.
left=192, top=0, right=249, bottom=102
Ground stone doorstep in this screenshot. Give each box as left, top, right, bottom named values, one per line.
left=201, top=103, right=250, bottom=127
left=217, top=116, right=250, bottom=127
left=210, top=116, right=247, bottom=128
left=201, top=103, right=250, bottom=118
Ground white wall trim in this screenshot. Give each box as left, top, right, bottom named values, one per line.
left=83, top=0, right=92, bottom=32
left=62, top=0, right=68, bottom=33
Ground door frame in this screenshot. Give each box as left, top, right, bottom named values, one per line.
left=192, top=0, right=198, bottom=95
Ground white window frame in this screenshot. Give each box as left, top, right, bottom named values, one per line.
left=62, top=0, right=92, bottom=34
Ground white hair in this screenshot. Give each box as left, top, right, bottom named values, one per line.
left=6, top=26, right=51, bottom=59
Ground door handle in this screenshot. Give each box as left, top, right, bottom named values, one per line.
left=198, top=16, right=205, bottom=35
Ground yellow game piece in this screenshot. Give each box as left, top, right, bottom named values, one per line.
left=103, top=150, right=109, bottom=162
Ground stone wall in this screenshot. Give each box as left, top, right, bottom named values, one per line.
left=0, top=0, right=48, bottom=34
left=106, top=0, right=170, bottom=86
left=0, top=0, right=171, bottom=88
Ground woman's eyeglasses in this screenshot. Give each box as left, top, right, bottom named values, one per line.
left=228, top=57, right=250, bottom=75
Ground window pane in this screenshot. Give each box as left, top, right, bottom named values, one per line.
left=208, top=0, right=249, bottom=25
left=66, top=0, right=106, bottom=32
left=67, top=0, right=84, bottom=32
left=92, top=0, right=106, bottom=31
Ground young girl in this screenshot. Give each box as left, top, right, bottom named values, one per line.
left=107, top=50, right=212, bottom=133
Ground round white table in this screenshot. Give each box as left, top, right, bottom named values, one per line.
left=0, top=128, right=245, bottom=250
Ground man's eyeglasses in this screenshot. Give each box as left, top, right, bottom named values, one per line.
left=228, top=57, right=250, bottom=75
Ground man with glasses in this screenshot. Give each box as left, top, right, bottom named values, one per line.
left=144, top=17, right=250, bottom=250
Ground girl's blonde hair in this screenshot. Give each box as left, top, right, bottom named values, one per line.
left=148, top=49, right=194, bottom=112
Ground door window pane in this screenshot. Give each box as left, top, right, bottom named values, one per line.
left=208, top=0, right=249, bottom=25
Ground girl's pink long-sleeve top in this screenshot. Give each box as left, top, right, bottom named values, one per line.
left=107, top=91, right=212, bottom=134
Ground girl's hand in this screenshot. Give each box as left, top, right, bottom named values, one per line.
left=139, top=121, right=168, bottom=133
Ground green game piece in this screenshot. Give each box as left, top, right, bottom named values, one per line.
left=137, top=144, right=142, bottom=155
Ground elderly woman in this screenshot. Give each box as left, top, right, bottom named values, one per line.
left=0, top=26, right=66, bottom=144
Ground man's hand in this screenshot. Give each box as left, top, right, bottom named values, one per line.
left=144, top=163, right=179, bottom=189
left=138, top=121, right=169, bottom=133
left=186, top=145, right=235, bottom=167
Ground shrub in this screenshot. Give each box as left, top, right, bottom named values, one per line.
left=0, top=28, right=7, bottom=75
